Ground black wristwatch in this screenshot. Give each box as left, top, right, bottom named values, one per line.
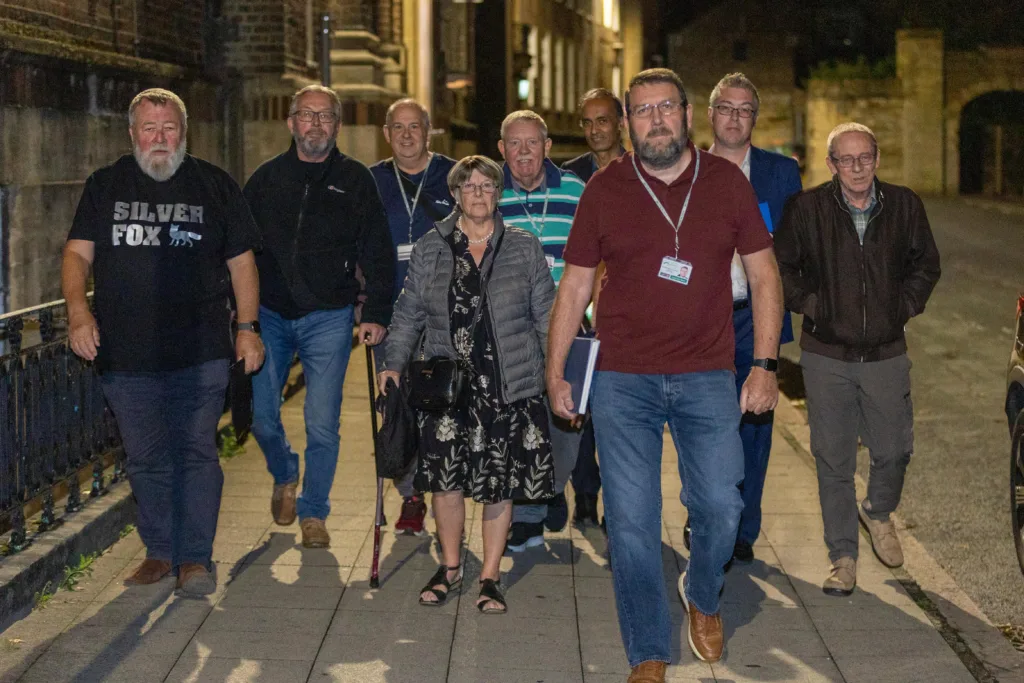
left=752, top=358, right=778, bottom=372
left=237, top=321, right=261, bottom=335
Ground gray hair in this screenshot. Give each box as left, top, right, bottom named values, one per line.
left=289, top=85, right=343, bottom=121
left=385, top=98, right=431, bottom=129
left=625, top=68, right=688, bottom=117
left=448, top=155, right=503, bottom=196
left=128, top=88, right=187, bottom=128
left=578, top=88, right=624, bottom=119
left=709, top=72, right=760, bottom=111
left=500, top=110, right=548, bottom=140
left=827, top=122, right=878, bottom=158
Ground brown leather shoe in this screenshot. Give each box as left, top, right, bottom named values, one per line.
left=678, top=571, right=724, bottom=662
left=300, top=517, right=331, bottom=548
left=124, top=558, right=171, bottom=585
left=175, top=563, right=217, bottom=596
left=627, top=660, right=667, bottom=683
left=271, top=482, right=298, bottom=525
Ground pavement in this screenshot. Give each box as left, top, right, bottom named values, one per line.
left=0, top=343, right=1013, bottom=682
left=781, top=196, right=1024, bottom=630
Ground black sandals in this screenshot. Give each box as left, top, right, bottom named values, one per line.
left=475, top=578, right=507, bottom=614
left=418, top=564, right=462, bottom=606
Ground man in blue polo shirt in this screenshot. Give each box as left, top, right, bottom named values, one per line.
left=497, top=110, right=586, bottom=552
left=370, top=98, right=457, bottom=535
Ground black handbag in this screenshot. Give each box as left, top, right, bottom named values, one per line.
left=374, top=377, right=418, bottom=478
left=407, top=230, right=503, bottom=412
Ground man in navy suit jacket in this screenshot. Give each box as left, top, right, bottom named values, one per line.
left=684, top=73, right=802, bottom=564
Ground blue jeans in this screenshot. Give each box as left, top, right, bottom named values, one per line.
left=100, top=359, right=229, bottom=568
left=251, top=305, right=354, bottom=520
left=591, top=370, right=743, bottom=667
left=734, top=305, right=774, bottom=545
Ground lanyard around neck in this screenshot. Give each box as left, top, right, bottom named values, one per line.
left=394, top=153, right=433, bottom=244
left=513, top=184, right=550, bottom=237
left=631, top=150, right=700, bottom=259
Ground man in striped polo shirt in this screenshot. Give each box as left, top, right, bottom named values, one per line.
left=497, top=110, right=586, bottom=552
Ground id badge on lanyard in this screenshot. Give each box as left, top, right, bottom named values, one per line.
left=632, top=151, right=700, bottom=286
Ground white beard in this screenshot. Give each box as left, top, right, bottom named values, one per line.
left=134, top=141, right=187, bottom=182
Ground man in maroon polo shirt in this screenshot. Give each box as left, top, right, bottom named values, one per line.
left=546, top=68, right=783, bottom=678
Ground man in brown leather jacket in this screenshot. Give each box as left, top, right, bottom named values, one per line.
left=774, top=122, right=940, bottom=597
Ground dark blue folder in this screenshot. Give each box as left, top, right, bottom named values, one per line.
left=564, top=337, right=600, bottom=414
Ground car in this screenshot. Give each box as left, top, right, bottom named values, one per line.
left=1003, top=294, right=1024, bottom=576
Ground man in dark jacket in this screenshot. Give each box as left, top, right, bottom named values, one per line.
left=774, top=122, right=940, bottom=597
left=562, top=88, right=627, bottom=183
left=244, top=85, right=395, bottom=549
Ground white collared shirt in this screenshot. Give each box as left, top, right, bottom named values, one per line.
left=714, top=146, right=753, bottom=302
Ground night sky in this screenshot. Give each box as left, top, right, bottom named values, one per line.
left=659, top=0, right=1024, bottom=66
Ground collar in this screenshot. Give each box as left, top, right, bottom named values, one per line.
left=503, top=158, right=563, bottom=192
left=284, top=140, right=340, bottom=181
left=591, top=146, right=628, bottom=171
left=389, top=152, right=433, bottom=178
left=840, top=181, right=878, bottom=213
left=435, top=209, right=507, bottom=242
left=627, top=140, right=699, bottom=186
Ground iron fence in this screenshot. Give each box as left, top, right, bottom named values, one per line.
left=0, top=297, right=122, bottom=554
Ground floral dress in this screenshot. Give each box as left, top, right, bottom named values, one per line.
left=415, top=227, right=555, bottom=505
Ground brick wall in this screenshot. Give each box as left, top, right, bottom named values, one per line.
left=0, top=0, right=205, bottom=67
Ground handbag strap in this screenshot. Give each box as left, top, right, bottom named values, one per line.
left=464, top=227, right=505, bottom=350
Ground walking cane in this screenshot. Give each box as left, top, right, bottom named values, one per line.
left=366, top=341, right=384, bottom=589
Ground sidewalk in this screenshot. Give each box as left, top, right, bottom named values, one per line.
left=0, top=346, right=986, bottom=683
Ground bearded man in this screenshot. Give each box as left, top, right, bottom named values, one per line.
left=243, top=85, right=395, bottom=549
left=546, top=69, right=784, bottom=678
left=62, top=88, right=264, bottom=596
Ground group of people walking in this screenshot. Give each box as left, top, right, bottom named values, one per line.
left=61, top=63, right=939, bottom=683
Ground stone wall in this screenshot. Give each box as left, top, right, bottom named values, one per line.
left=667, top=0, right=802, bottom=154
left=804, top=79, right=904, bottom=188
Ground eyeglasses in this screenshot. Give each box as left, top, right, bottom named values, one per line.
left=461, top=181, right=497, bottom=195
left=630, top=99, right=684, bottom=119
left=712, top=104, right=757, bottom=119
left=292, top=110, right=337, bottom=124
left=831, top=153, right=877, bottom=169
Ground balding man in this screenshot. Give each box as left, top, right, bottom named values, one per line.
left=775, top=122, right=940, bottom=596
left=245, top=85, right=395, bottom=550
left=62, top=88, right=264, bottom=595
left=370, top=98, right=457, bottom=535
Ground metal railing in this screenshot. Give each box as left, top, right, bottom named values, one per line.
left=0, top=296, right=122, bottom=554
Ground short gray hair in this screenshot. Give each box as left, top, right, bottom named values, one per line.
left=448, top=155, right=503, bottom=195
left=500, top=110, right=548, bottom=140
left=385, top=98, right=431, bottom=129
left=289, top=85, right=343, bottom=121
left=827, top=122, right=878, bottom=158
left=709, top=72, right=760, bottom=111
left=128, top=88, right=187, bottom=128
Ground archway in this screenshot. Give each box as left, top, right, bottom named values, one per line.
left=958, top=90, right=1024, bottom=197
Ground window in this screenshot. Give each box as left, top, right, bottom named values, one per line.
left=567, top=42, right=576, bottom=114
left=541, top=31, right=552, bottom=110
left=527, top=26, right=539, bottom=108
left=555, top=36, right=565, bottom=112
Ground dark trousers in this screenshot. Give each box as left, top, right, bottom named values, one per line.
left=800, top=351, right=914, bottom=562
left=570, top=418, right=601, bottom=496
left=733, top=305, right=775, bottom=545
left=101, top=359, right=229, bottom=568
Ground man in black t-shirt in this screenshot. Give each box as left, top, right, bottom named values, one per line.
left=62, top=88, right=263, bottom=597
left=244, top=85, right=395, bottom=550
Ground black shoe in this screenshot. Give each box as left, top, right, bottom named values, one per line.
left=733, top=540, right=754, bottom=564
left=573, top=492, right=600, bottom=527
left=543, top=493, right=569, bottom=532
left=682, top=517, right=691, bottom=551
left=505, top=522, right=544, bottom=553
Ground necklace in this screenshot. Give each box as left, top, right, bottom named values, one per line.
left=458, top=216, right=493, bottom=244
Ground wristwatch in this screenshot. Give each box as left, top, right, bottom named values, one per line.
left=237, top=321, right=261, bottom=335
left=752, top=358, right=778, bottom=372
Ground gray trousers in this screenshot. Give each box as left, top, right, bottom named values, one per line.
left=513, top=411, right=583, bottom=524
left=800, top=351, right=914, bottom=562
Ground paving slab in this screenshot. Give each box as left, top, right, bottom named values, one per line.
left=0, top=347, right=995, bottom=682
